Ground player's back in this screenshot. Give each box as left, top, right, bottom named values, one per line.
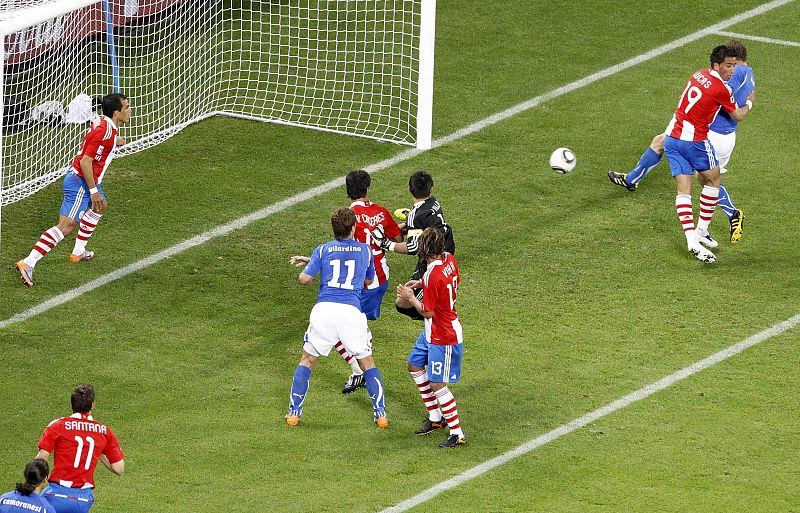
left=668, top=68, right=736, bottom=141
left=0, top=490, right=53, bottom=513
left=39, top=414, right=122, bottom=488
left=351, top=200, right=400, bottom=286
left=406, top=197, right=456, bottom=255
left=423, top=253, right=462, bottom=345
left=710, top=64, right=755, bottom=135
left=312, top=238, right=374, bottom=309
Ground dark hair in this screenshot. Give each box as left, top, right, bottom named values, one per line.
left=409, top=171, right=433, bottom=199
left=345, top=170, right=370, bottom=200
left=710, top=45, right=737, bottom=66
left=726, top=39, right=747, bottom=62
left=71, top=384, right=95, bottom=413
left=15, top=459, right=49, bottom=496
left=331, top=207, right=356, bottom=240
left=101, top=93, right=128, bottom=118
left=418, top=228, right=446, bottom=261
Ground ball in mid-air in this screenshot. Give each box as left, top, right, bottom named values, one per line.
left=549, top=147, right=576, bottom=174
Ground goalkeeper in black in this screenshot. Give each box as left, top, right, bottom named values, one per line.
left=371, top=171, right=455, bottom=320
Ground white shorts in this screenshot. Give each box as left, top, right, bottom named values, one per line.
left=707, top=130, right=736, bottom=172
left=303, top=302, right=373, bottom=359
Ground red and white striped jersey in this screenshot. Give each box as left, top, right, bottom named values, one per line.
left=666, top=68, right=737, bottom=141
left=71, top=116, right=118, bottom=184
left=38, top=413, right=124, bottom=489
left=350, top=200, right=401, bottom=288
left=422, top=253, right=463, bottom=346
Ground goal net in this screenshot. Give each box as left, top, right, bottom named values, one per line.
left=0, top=0, right=436, bottom=212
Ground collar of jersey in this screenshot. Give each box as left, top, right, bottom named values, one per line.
left=103, top=115, right=118, bottom=130
left=70, top=412, right=94, bottom=421
left=708, top=69, right=724, bottom=82
left=350, top=200, right=370, bottom=208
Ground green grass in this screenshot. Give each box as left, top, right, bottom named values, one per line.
left=2, top=1, right=799, bottom=512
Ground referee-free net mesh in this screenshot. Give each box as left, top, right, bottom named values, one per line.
left=1, top=0, right=426, bottom=207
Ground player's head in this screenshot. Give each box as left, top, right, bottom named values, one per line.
left=346, top=170, right=371, bottom=200
left=102, top=93, right=131, bottom=124
left=331, top=207, right=356, bottom=240
left=409, top=171, right=433, bottom=200
left=71, top=383, right=95, bottom=414
left=726, top=39, right=747, bottom=63
left=418, top=227, right=446, bottom=261
left=709, top=45, right=737, bottom=81
left=15, top=459, right=49, bottom=496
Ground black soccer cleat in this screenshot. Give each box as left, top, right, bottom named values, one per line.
left=415, top=417, right=446, bottom=436
left=607, top=170, right=638, bottom=191
left=439, top=434, right=466, bottom=448
left=342, top=373, right=366, bottom=394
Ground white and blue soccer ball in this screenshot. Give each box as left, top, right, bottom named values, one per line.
left=549, top=147, right=576, bottom=174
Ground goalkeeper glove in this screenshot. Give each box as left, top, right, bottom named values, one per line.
left=393, top=208, right=410, bottom=222
left=371, top=226, right=395, bottom=252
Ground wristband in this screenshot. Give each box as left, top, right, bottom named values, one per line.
left=745, top=100, right=753, bottom=110
left=387, top=242, right=397, bottom=252
left=89, top=187, right=99, bottom=194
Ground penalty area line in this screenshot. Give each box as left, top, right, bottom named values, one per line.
left=713, top=30, right=800, bottom=47
left=378, top=314, right=800, bottom=513
left=0, top=0, right=792, bottom=330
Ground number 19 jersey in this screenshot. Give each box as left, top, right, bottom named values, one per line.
left=38, top=413, right=124, bottom=489
left=303, top=238, right=375, bottom=310
left=666, top=68, right=737, bottom=142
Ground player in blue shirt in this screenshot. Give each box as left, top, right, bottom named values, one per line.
left=284, top=207, right=389, bottom=428
left=608, top=40, right=754, bottom=243
left=1, top=459, right=53, bottom=513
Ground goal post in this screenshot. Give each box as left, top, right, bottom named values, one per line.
left=0, top=0, right=437, bottom=253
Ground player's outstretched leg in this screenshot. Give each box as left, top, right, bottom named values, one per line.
left=17, top=226, right=66, bottom=286
left=70, top=210, right=102, bottom=262
left=729, top=209, right=744, bottom=243
left=286, top=365, right=311, bottom=426
left=335, top=341, right=365, bottom=394
left=434, top=387, right=466, bottom=448
left=363, top=367, right=388, bottom=428
left=409, top=370, right=445, bottom=435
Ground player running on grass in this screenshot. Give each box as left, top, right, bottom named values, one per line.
left=16, top=94, right=130, bottom=287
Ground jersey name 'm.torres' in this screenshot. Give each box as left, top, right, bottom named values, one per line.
left=351, top=200, right=401, bottom=288
left=38, top=413, right=124, bottom=489
left=422, top=252, right=463, bottom=346
left=666, top=68, right=737, bottom=142
left=71, top=115, right=118, bottom=184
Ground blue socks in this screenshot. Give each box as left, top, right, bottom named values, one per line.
left=288, top=365, right=312, bottom=416
left=717, top=184, right=735, bottom=219
left=626, top=147, right=662, bottom=185
left=364, top=367, right=386, bottom=418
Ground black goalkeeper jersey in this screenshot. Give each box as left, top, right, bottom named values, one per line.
left=405, top=197, right=456, bottom=280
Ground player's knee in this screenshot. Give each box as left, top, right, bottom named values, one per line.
left=357, top=356, right=376, bottom=371
left=652, top=133, right=666, bottom=152
left=58, top=219, right=77, bottom=236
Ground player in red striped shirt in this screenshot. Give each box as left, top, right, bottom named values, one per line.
left=16, top=93, right=131, bottom=287
left=397, top=228, right=465, bottom=448
left=35, top=384, right=125, bottom=513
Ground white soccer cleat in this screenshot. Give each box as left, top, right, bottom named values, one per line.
left=696, top=231, right=718, bottom=249
left=688, top=243, right=716, bottom=264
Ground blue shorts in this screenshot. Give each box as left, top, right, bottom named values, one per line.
left=664, top=137, right=718, bottom=176
left=60, top=172, right=105, bottom=221
left=43, top=483, right=95, bottom=513
left=360, top=281, right=389, bottom=321
left=407, top=330, right=463, bottom=383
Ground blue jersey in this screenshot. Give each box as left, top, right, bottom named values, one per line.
left=303, top=238, right=375, bottom=310
left=710, top=64, right=755, bottom=135
left=0, top=491, right=54, bottom=513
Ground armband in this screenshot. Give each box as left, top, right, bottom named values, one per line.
left=89, top=187, right=99, bottom=194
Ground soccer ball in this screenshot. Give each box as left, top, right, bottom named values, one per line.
left=549, top=147, right=576, bottom=174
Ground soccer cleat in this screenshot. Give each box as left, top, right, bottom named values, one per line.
left=607, top=170, right=637, bottom=191
left=696, top=231, right=718, bottom=249
left=688, top=243, right=716, bottom=264
left=415, top=417, right=446, bottom=436
left=729, top=209, right=744, bottom=243
left=439, top=434, right=466, bottom=448
left=342, top=373, right=366, bottom=394
left=68, top=250, right=94, bottom=263
left=284, top=413, right=300, bottom=426
left=374, top=416, right=390, bottom=429
left=15, top=261, right=34, bottom=287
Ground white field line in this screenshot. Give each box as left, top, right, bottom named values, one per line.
left=0, top=0, right=792, bottom=330
left=379, top=314, right=800, bottom=513
left=714, top=30, right=800, bottom=47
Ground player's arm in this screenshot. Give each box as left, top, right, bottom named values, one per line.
left=35, top=449, right=50, bottom=461
left=296, top=246, right=322, bottom=285
left=100, top=454, right=125, bottom=476
left=396, top=284, right=433, bottom=318
left=725, top=91, right=754, bottom=122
